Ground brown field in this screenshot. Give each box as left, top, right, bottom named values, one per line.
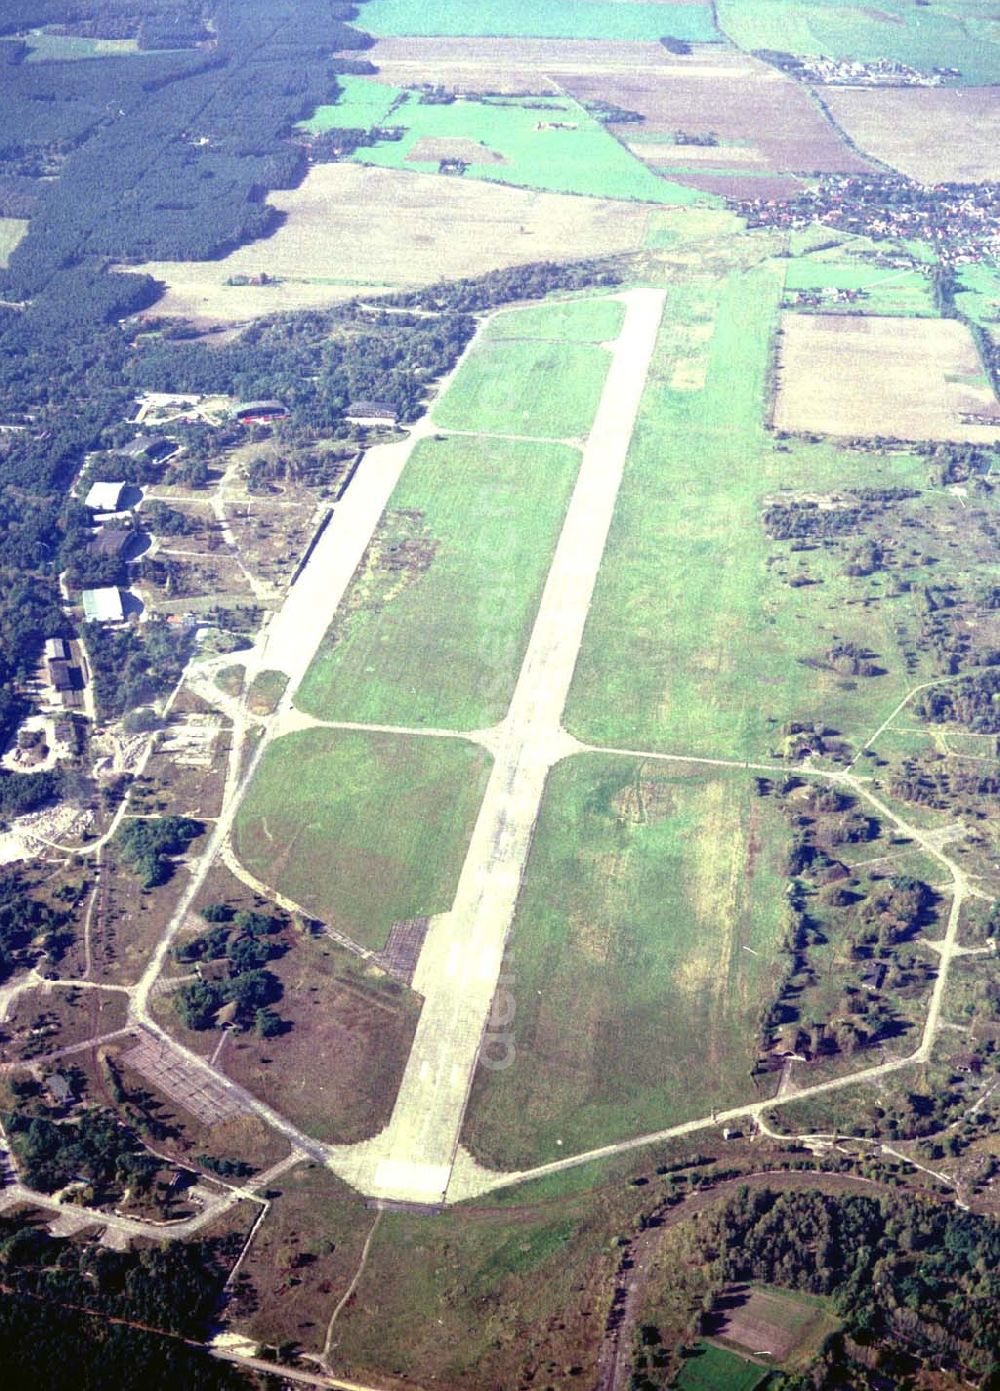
left=821, top=86, right=1000, bottom=185
left=122, top=164, right=655, bottom=323
left=407, top=136, right=507, bottom=163
left=772, top=313, right=1000, bottom=443
left=706, top=1284, right=841, bottom=1371
left=0, top=986, right=128, bottom=1065
left=362, top=38, right=869, bottom=192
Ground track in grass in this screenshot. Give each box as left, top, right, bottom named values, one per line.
left=232, top=727, right=492, bottom=951
left=295, top=435, right=583, bottom=730
left=461, top=755, right=789, bottom=1170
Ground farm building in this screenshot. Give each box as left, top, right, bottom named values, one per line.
left=345, top=400, right=397, bottom=426
left=232, top=399, right=288, bottom=424
left=84, top=481, right=128, bottom=512
left=82, top=587, right=124, bottom=623
left=122, top=434, right=177, bottom=463
left=44, top=637, right=69, bottom=662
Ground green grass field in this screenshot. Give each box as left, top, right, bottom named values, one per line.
left=564, top=262, right=937, bottom=760
left=674, top=1343, right=769, bottom=1391
left=484, top=295, right=626, bottom=344
left=716, top=0, right=1000, bottom=84
left=0, top=218, right=27, bottom=269
left=783, top=259, right=935, bottom=316
left=433, top=334, right=611, bottom=437
left=956, top=262, right=1000, bottom=328
left=462, top=756, right=789, bottom=1169
left=295, top=435, right=581, bottom=729
left=232, top=727, right=491, bottom=950
left=354, top=90, right=705, bottom=205
left=360, top=0, right=719, bottom=41
left=300, top=74, right=403, bottom=134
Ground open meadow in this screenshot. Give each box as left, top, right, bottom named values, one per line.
left=232, top=727, right=491, bottom=950
left=462, top=756, right=789, bottom=1169
left=119, top=164, right=656, bottom=321
left=0, top=218, right=28, bottom=269
left=300, top=73, right=403, bottom=133
left=482, top=294, right=625, bottom=343
left=821, top=86, right=1000, bottom=185
left=773, top=313, right=1000, bottom=443
left=359, top=0, right=719, bottom=42
left=433, top=333, right=611, bottom=437
left=716, top=0, right=1000, bottom=85
left=354, top=88, right=705, bottom=205
left=563, top=262, right=940, bottom=760
left=295, top=435, right=582, bottom=730
left=673, top=1343, right=769, bottom=1391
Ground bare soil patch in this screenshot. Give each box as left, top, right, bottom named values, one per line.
left=772, top=313, right=1000, bottom=443
left=122, top=165, right=653, bottom=323
left=407, top=136, right=507, bottom=163
left=706, top=1284, right=839, bottom=1369
left=821, top=86, right=1000, bottom=185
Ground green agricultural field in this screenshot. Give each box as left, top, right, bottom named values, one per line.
left=0, top=218, right=28, bottom=269
left=295, top=435, right=581, bottom=729
left=300, top=74, right=404, bottom=134
left=674, top=1343, right=769, bottom=1391
left=462, top=756, right=789, bottom=1169
left=956, top=262, right=1000, bottom=329
left=783, top=259, right=935, bottom=316
left=233, top=727, right=491, bottom=951
left=484, top=295, right=626, bottom=344
left=434, top=335, right=610, bottom=438
left=354, top=89, right=704, bottom=205
left=716, top=0, right=1000, bottom=84
left=564, top=261, right=937, bottom=761
left=360, top=0, right=719, bottom=42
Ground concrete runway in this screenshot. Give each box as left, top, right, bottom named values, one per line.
left=326, top=289, right=667, bottom=1204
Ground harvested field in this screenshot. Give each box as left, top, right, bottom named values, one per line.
left=122, top=165, right=655, bottom=323
left=559, top=50, right=872, bottom=177
left=772, top=313, right=1000, bottom=443
left=822, top=86, right=1000, bottom=185
left=706, top=1284, right=841, bottom=1370
left=233, top=728, right=492, bottom=952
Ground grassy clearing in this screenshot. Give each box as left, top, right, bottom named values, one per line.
left=360, top=0, right=719, bottom=41
left=24, top=31, right=143, bottom=60
left=0, top=218, right=28, bottom=269
left=295, top=435, right=580, bottom=729
left=434, top=335, right=610, bottom=437
left=233, top=727, right=491, bottom=950
left=716, top=0, right=1000, bottom=85
left=783, top=259, right=935, bottom=316
left=462, top=756, right=789, bottom=1169
left=484, top=295, right=625, bottom=344
left=674, top=1342, right=769, bottom=1391
left=956, top=262, right=1000, bottom=329
left=355, top=89, right=705, bottom=204
left=300, top=74, right=404, bottom=133
left=564, top=262, right=939, bottom=760
left=247, top=668, right=288, bottom=716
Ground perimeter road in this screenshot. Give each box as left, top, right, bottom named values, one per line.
left=326, top=289, right=667, bottom=1205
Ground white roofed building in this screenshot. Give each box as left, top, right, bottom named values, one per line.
left=84, top=481, right=128, bottom=512
left=81, top=587, right=125, bottom=623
